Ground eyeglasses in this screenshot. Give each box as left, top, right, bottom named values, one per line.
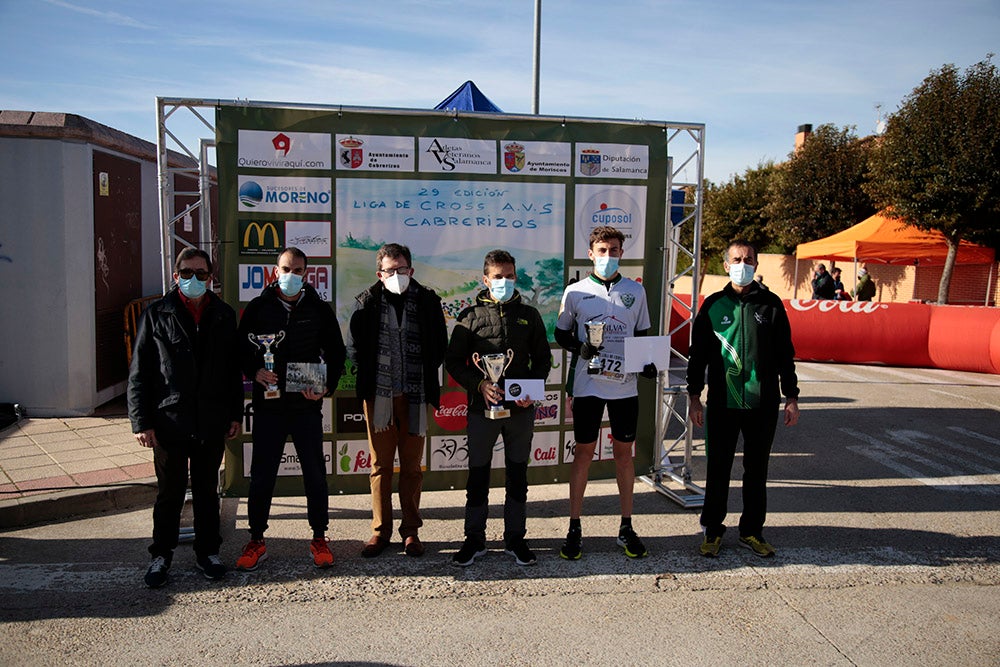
left=378, top=267, right=411, bottom=277
left=178, top=268, right=211, bottom=280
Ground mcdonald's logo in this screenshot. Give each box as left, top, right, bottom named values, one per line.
left=240, top=220, right=283, bottom=255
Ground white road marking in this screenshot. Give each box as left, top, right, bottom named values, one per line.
left=840, top=427, right=1000, bottom=495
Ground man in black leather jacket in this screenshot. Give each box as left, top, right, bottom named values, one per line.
left=128, top=247, right=243, bottom=588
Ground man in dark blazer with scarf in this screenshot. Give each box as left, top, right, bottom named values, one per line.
left=348, top=243, right=448, bottom=558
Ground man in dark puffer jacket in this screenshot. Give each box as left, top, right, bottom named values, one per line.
left=235, top=247, right=346, bottom=571
left=445, top=249, right=551, bottom=567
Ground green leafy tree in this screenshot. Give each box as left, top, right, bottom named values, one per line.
left=766, top=124, right=876, bottom=248
left=701, top=162, right=779, bottom=274
left=866, top=56, right=1000, bottom=303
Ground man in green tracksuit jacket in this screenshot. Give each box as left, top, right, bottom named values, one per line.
left=687, top=239, right=800, bottom=559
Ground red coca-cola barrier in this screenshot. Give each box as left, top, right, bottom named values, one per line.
left=668, top=296, right=1000, bottom=375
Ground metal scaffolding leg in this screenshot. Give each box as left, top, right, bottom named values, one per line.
left=640, top=385, right=704, bottom=508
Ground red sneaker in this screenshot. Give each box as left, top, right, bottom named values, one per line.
left=235, top=539, right=267, bottom=571
left=310, top=538, right=334, bottom=568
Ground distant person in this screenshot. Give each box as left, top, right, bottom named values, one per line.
left=811, top=263, right=836, bottom=300
left=688, top=239, right=800, bottom=559
left=830, top=267, right=850, bottom=300
left=128, top=247, right=243, bottom=588
left=347, top=243, right=448, bottom=559
left=755, top=274, right=769, bottom=291
left=236, top=247, right=346, bottom=571
left=444, top=249, right=551, bottom=567
left=853, top=268, right=876, bottom=301
left=554, top=225, right=657, bottom=560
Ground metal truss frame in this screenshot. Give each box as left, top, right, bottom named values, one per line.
left=155, top=98, right=218, bottom=292
left=639, top=126, right=706, bottom=508
left=155, top=97, right=705, bottom=507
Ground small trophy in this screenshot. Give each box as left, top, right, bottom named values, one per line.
left=584, top=321, right=605, bottom=375
left=472, top=349, right=514, bottom=419
left=249, top=331, right=286, bottom=399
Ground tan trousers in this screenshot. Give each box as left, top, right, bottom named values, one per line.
left=363, top=395, right=425, bottom=539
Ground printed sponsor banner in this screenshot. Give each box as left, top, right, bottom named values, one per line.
left=430, top=434, right=469, bottom=472
left=418, top=137, right=497, bottom=174
left=321, top=398, right=333, bottom=434
left=432, top=391, right=469, bottom=432
left=336, top=134, right=415, bottom=171
left=239, top=220, right=284, bottom=255
left=533, top=391, right=561, bottom=427
left=573, top=185, right=647, bottom=259
left=529, top=430, right=560, bottom=467
left=217, top=105, right=671, bottom=497
left=237, top=175, right=332, bottom=214
left=562, top=435, right=599, bottom=464
left=336, top=439, right=421, bottom=475
left=548, top=351, right=566, bottom=386
left=501, top=140, right=572, bottom=176
left=336, top=396, right=367, bottom=434
left=238, top=130, right=332, bottom=170
left=242, top=399, right=254, bottom=434
left=285, top=220, right=332, bottom=258
left=304, top=265, right=333, bottom=302
left=335, top=439, right=375, bottom=475
left=242, top=441, right=333, bottom=477
left=239, top=264, right=277, bottom=301
left=575, top=143, right=649, bottom=179
left=334, top=178, right=565, bottom=334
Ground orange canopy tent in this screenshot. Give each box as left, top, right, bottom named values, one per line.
left=796, top=211, right=995, bottom=266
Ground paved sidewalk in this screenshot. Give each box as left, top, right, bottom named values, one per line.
left=0, top=399, right=155, bottom=528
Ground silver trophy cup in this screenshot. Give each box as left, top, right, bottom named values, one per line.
left=472, top=349, right=515, bottom=419
left=249, top=331, right=286, bottom=399
left=584, top=321, right=605, bottom=375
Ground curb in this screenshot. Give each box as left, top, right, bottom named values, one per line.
left=0, top=478, right=158, bottom=529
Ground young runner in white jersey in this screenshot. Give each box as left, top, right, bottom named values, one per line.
left=554, top=225, right=656, bottom=560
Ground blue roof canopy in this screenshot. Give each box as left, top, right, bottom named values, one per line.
left=434, top=80, right=503, bottom=113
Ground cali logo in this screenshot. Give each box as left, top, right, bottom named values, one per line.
left=621, top=293, right=635, bottom=308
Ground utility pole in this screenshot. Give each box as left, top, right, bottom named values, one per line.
left=532, top=0, right=541, bottom=114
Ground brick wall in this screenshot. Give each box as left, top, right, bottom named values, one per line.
left=676, top=254, right=999, bottom=306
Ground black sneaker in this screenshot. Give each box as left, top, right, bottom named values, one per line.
left=452, top=538, right=487, bottom=567
left=559, top=528, right=582, bottom=560
left=504, top=540, right=537, bottom=566
left=616, top=527, right=649, bottom=558
left=144, top=555, right=169, bottom=588
left=196, top=554, right=228, bottom=580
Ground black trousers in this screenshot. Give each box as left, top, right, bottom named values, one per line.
left=699, top=406, right=779, bottom=540
left=247, top=411, right=328, bottom=538
left=150, top=434, right=225, bottom=561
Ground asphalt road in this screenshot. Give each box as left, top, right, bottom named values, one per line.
left=1, top=361, right=999, bottom=666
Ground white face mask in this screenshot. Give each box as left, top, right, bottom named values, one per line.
left=384, top=273, right=410, bottom=295
left=728, top=262, right=755, bottom=287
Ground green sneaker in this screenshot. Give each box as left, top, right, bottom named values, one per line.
left=616, top=527, right=649, bottom=558
left=700, top=535, right=722, bottom=558
left=559, top=528, right=582, bottom=560
left=738, top=535, right=775, bottom=558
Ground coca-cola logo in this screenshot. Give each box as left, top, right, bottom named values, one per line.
left=433, top=391, right=468, bottom=431
left=788, top=299, right=888, bottom=314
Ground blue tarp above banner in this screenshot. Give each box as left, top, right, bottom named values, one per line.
left=434, top=80, right=503, bottom=112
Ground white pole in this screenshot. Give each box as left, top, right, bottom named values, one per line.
left=532, top=0, right=541, bottom=114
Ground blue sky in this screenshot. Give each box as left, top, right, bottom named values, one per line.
left=2, top=0, right=997, bottom=183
